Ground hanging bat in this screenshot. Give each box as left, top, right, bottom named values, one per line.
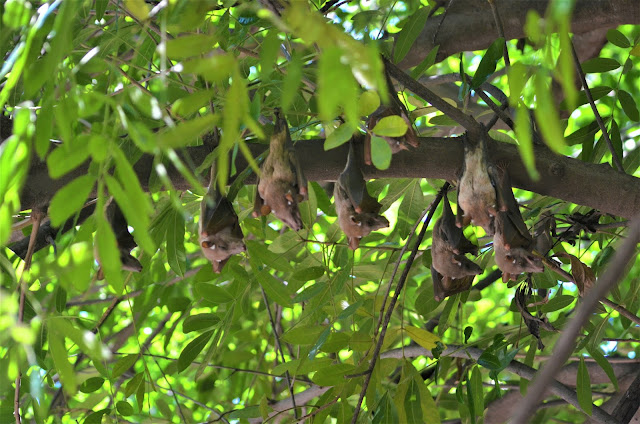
left=97, top=200, right=142, bottom=280
left=456, top=131, right=503, bottom=236
left=200, top=160, right=246, bottom=273
left=254, top=109, right=306, bottom=231
left=364, top=64, right=419, bottom=163
left=334, top=140, right=389, bottom=249
left=492, top=169, right=543, bottom=282
left=431, top=194, right=482, bottom=301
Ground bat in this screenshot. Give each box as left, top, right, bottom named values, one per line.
left=456, top=131, right=503, bottom=236
left=364, top=65, right=419, bottom=163
left=254, top=109, right=307, bottom=231
left=200, top=160, right=246, bottom=273
left=431, top=194, right=482, bottom=301
left=334, top=140, right=389, bottom=249
left=492, top=168, right=543, bottom=282
left=97, top=200, right=142, bottom=280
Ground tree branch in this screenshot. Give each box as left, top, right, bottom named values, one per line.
left=15, top=136, right=640, bottom=223
left=397, top=0, right=640, bottom=69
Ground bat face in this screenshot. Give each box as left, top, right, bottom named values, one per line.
left=256, top=110, right=307, bottom=231
left=431, top=196, right=482, bottom=300
left=258, top=179, right=303, bottom=231
left=199, top=226, right=246, bottom=273
left=334, top=142, right=389, bottom=249
left=493, top=242, right=544, bottom=277
left=457, top=134, right=499, bottom=235
left=200, top=188, right=245, bottom=273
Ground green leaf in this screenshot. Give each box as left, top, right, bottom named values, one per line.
left=308, top=326, right=331, bottom=360
left=79, top=377, right=105, bottom=394
left=358, top=91, right=381, bottom=117
left=292, top=266, right=325, bottom=282
left=124, top=372, right=144, bottom=397
left=116, top=401, right=134, bottom=416
left=281, top=53, right=303, bottom=112
left=255, top=270, right=293, bottom=307
left=372, top=392, right=398, bottom=424
left=311, top=363, right=355, bottom=386
left=411, top=45, right=439, bottom=79
left=470, top=38, right=504, bottom=89
left=618, top=89, right=639, bottom=121
left=282, top=325, right=327, bottom=345
left=394, top=7, right=430, bottom=63
left=292, top=282, right=328, bottom=303
left=248, top=240, right=292, bottom=273
left=404, top=378, right=424, bottom=424
left=540, top=294, right=575, bottom=313
left=195, top=283, right=234, bottom=304
left=470, top=366, right=484, bottom=416
left=49, top=175, right=95, bottom=227
left=95, top=205, right=124, bottom=294
left=514, top=105, right=539, bottom=180
left=577, top=356, right=593, bottom=415
left=183, top=313, right=221, bottom=333
left=477, top=351, right=501, bottom=371
left=405, top=326, right=440, bottom=350
left=178, top=331, right=214, bottom=372
left=49, top=335, right=76, bottom=395
left=581, top=57, right=621, bottom=73
left=111, top=354, right=138, bottom=379
left=166, top=209, right=186, bottom=277
left=84, top=409, right=110, bottom=424
left=324, top=123, right=355, bottom=151
left=587, top=346, right=618, bottom=391
left=228, top=406, right=261, bottom=420
left=606, top=29, right=630, bottom=48
left=171, top=88, right=216, bottom=117
left=372, top=115, right=409, bottom=137
left=318, top=46, right=359, bottom=126
left=124, top=0, right=149, bottom=20
left=371, top=136, right=392, bottom=170
left=165, top=34, right=217, bottom=59
left=533, top=73, right=566, bottom=154
left=181, top=54, right=237, bottom=84
left=95, top=0, right=108, bottom=20
left=156, top=114, right=219, bottom=150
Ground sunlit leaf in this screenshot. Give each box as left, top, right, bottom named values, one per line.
left=394, top=7, right=430, bottom=63
left=371, top=136, right=392, bottom=170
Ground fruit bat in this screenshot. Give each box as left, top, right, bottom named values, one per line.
left=456, top=131, right=503, bottom=235
left=334, top=141, right=389, bottom=249
left=200, top=161, right=246, bottom=273
left=492, top=169, right=544, bottom=282
left=364, top=65, right=419, bottom=163
left=254, top=109, right=307, bottom=231
left=97, top=200, right=142, bottom=279
left=431, top=194, right=482, bottom=301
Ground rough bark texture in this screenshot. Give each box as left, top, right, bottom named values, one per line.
left=17, top=137, right=640, bottom=219
left=397, top=0, right=640, bottom=69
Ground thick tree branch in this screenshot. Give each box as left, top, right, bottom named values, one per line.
left=397, top=0, right=640, bottom=69
left=17, top=137, right=640, bottom=221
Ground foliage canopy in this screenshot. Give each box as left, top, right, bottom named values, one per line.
left=1, top=1, right=640, bottom=423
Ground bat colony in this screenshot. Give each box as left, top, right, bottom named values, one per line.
left=106, top=109, right=547, bottom=300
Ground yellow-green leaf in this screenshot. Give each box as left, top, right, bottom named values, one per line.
left=405, top=326, right=440, bottom=350
left=372, top=115, right=408, bottom=137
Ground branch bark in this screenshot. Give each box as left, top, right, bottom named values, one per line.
left=17, top=137, right=640, bottom=220
left=397, top=0, right=640, bottom=69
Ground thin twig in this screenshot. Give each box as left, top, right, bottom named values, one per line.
left=510, top=218, right=640, bottom=424
left=259, top=288, right=298, bottom=420
left=350, top=183, right=448, bottom=424
left=488, top=0, right=511, bottom=68
left=384, top=59, right=481, bottom=133
left=569, top=38, right=624, bottom=172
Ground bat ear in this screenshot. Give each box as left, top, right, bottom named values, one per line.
left=502, top=272, right=512, bottom=283
left=260, top=205, right=271, bottom=216
left=348, top=236, right=360, bottom=250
